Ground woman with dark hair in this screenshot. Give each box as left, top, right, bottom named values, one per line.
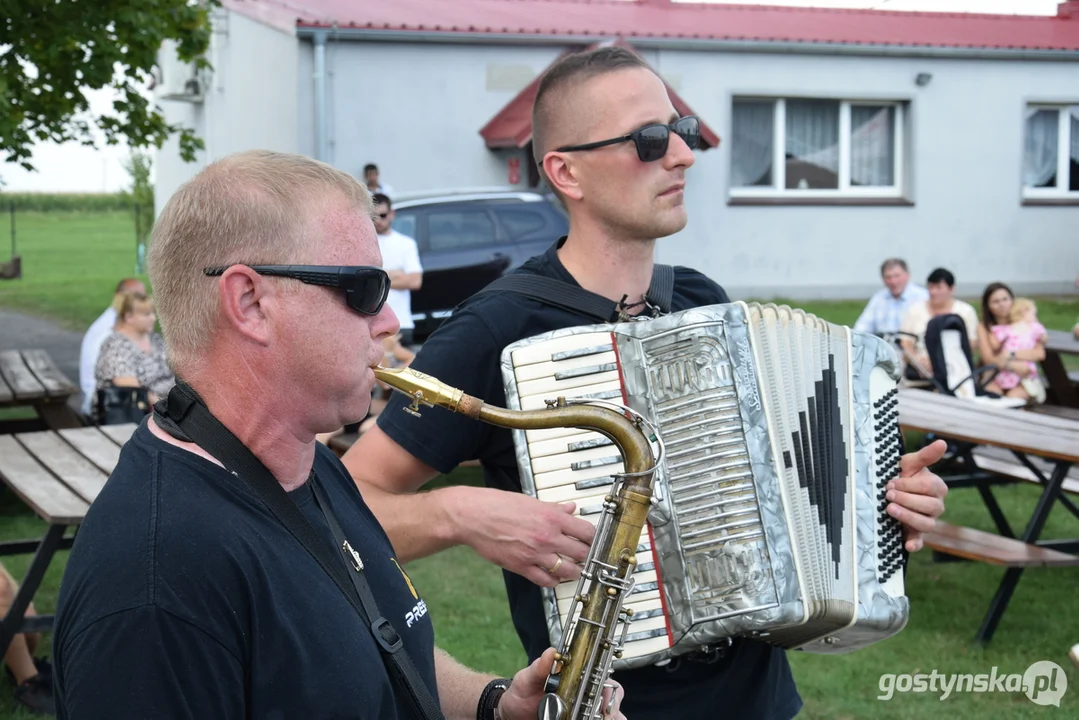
left=977, top=282, right=1047, bottom=401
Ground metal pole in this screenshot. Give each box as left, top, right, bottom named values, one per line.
left=313, top=31, right=328, bottom=162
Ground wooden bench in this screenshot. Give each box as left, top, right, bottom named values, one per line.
left=925, top=521, right=1079, bottom=568
left=0, top=423, right=137, bottom=654
left=0, top=348, right=81, bottom=431
left=898, top=388, right=1079, bottom=644
left=970, top=445, right=1079, bottom=496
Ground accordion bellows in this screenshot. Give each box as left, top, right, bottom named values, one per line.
left=500, top=301, right=909, bottom=670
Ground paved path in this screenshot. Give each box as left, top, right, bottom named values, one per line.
left=0, top=308, right=84, bottom=411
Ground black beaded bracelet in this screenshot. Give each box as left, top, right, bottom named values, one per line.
left=476, top=677, right=511, bottom=720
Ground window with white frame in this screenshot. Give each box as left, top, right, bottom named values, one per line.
left=730, top=98, right=905, bottom=198
left=1022, top=105, right=1079, bottom=198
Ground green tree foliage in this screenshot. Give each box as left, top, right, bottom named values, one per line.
left=1, top=0, right=218, bottom=171
left=122, top=150, right=154, bottom=245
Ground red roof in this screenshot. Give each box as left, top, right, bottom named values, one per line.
left=259, top=0, right=1079, bottom=52
left=480, top=40, right=721, bottom=151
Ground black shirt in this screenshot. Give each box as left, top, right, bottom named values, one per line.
left=52, top=422, right=437, bottom=719
left=378, top=239, right=803, bottom=719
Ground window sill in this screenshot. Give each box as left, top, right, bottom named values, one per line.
left=1021, top=197, right=1079, bottom=206
left=727, top=196, right=914, bottom=207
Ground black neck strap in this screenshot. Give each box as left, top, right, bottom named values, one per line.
left=153, top=383, right=444, bottom=720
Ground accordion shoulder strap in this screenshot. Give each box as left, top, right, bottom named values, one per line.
left=470, top=263, right=675, bottom=323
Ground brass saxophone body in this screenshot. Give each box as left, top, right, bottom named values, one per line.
left=374, top=366, right=659, bottom=720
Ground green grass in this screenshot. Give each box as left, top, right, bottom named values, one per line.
left=1, top=211, right=1078, bottom=718
left=0, top=211, right=145, bottom=331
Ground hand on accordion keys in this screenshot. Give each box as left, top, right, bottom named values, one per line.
left=888, top=439, right=950, bottom=552
left=452, top=486, right=596, bottom=588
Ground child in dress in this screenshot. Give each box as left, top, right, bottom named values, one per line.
left=990, top=297, right=1048, bottom=400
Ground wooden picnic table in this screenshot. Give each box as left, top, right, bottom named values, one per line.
left=898, top=388, right=1079, bottom=644
left=0, top=348, right=82, bottom=431
left=0, top=422, right=137, bottom=657
left=1042, top=329, right=1079, bottom=408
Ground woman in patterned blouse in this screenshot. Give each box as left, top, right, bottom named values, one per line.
left=94, top=292, right=175, bottom=406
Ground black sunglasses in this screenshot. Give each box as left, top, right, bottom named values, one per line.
left=556, top=116, right=701, bottom=163
left=203, top=264, right=390, bottom=316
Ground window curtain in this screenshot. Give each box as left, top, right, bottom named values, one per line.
left=785, top=100, right=840, bottom=181
left=1023, top=108, right=1059, bottom=188
left=850, top=106, right=895, bottom=187
left=731, top=101, right=774, bottom=187
left=1070, top=106, right=1079, bottom=190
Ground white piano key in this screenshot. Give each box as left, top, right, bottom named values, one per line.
left=527, top=432, right=614, bottom=460
left=530, top=444, right=624, bottom=474
left=513, top=350, right=619, bottom=382
left=517, top=368, right=622, bottom=398
left=518, top=379, right=625, bottom=410
left=510, top=332, right=615, bottom=367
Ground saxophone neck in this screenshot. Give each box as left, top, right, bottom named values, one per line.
left=373, top=365, right=481, bottom=419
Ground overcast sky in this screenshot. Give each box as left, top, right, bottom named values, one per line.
left=1, top=0, right=1064, bottom=193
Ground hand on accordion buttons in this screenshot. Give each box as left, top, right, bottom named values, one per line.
left=465, top=489, right=594, bottom=588
left=498, top=648, right=627, bottom=720
left=888, top=439, right=949, bottom=552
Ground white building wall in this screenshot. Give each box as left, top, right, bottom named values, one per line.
left=650, top=49, right=1079, bottom=299
left=154, top=9, right=300, bottom=217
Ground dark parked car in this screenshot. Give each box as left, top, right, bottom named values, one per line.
left=389, top=189, right=569, bottom=342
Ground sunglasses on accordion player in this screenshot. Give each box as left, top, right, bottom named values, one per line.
left=556, top=116, right=701, bottom=163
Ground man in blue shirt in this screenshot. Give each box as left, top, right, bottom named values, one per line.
left=854, top=258, right=929, bottom=337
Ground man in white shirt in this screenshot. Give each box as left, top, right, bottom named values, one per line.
left=78, top=277, right=147, bottom=415
left=899, top=267, right=979, bottom=373
left=853, top=258, right=928, bottom=337
left=372, top=193, right=422, bottom=346
left=363, top=163, right=395, bottom=199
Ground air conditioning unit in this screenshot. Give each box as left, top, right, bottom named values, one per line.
left=155, top=39, right=205, bottom=103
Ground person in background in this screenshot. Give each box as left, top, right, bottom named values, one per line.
left=372, top=193, right=423, bottom=347
left=363, top=163, right=395, bottom=198
left=94, top=292, right=175, bottom=410
left=1, top=561, right=53, bottom=715
left=78, top=278, right=146, bottom=415
left=899, top=267, right=979, bottom=372
left=978, top=283, right=1048, bottom=402
left=853, top=258, right=928, bottom=337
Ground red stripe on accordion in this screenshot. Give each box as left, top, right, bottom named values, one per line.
left=609, top=331, right=674, bottom=649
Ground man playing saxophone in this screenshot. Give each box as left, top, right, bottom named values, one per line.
left=342, top=47, right=948, bottom=719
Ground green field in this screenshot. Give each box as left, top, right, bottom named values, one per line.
left=0, top=211, right=1077, bottom=718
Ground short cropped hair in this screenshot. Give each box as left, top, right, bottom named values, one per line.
left=926, top=267, right=955, bottom=287
left=531, top=46, right=654, bottom=169
left=148, top=150, right=372, bottom=375
left=363, top=163, right=378, bottom=174
left=880, top=258, right=908, bottom=275
left=114, top=277, right=144, bottom=294
left=372, top=192, right=392, bottom=209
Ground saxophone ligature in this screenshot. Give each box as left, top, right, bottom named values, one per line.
left=375, top=365, right=662, bottom=720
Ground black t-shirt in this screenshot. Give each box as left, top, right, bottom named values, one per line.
left=378, top=239, right=803, bottom=720
left=52, top=422, right=437, bottom=719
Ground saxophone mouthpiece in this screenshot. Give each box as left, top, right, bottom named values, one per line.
left=373, top=365, right=472, bottom=418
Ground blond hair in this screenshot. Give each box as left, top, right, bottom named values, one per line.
left=1009, top=297, right=1037, bottom=324
left=147, top=150, right=373, bottom=374
left=114, top=291, right=152, bottom=322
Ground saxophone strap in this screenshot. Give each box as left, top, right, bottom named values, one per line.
left=153, top=383, right=445, bottom=720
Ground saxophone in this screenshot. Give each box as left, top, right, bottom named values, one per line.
left=374, top=365, right=660, bottom=720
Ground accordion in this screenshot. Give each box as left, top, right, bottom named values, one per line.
left=500, top=301, right=909, bottom=670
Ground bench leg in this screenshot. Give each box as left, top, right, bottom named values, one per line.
left=0, top=524, right=66, bottom=657
left=975, top=567, right=1023, bottom=645
left=977, top=485, right=1015, bottom=538
left=971, top=459, right=1072, bottom=646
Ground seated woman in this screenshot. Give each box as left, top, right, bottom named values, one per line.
left=94, top=292, right=175, bottom=422
left=977, top=282, right=1048, bottom=402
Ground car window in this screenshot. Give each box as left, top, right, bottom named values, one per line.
left=392, top=210, right=418, bottom=239
left=493, top=208, right=547, bottom=239
left=426, top=209, right=497, bottom=251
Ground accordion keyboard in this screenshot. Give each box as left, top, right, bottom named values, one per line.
left=509, top=331, right=674, bottom=661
